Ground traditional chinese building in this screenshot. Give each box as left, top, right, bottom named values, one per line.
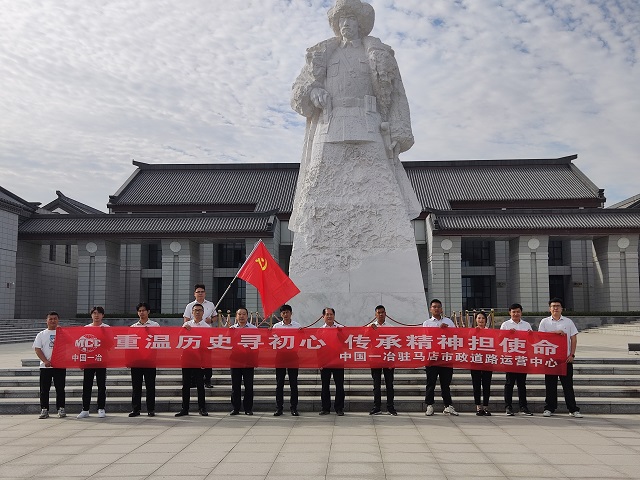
left=2, top=155, right=640, bottom=322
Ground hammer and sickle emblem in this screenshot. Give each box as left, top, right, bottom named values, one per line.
left=255, top=257, right=268, bottom=271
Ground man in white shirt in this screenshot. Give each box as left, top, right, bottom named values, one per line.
left=368, top=305, right=396, bottom=416
left=128, top=302, right=160, bottom=417
left=77, top=306, right=110, bottom=419
left=272, top=304, right=302, bottom=417
left=538, top=298, right=582, bottom=418
left=175, top=303, right=211, bottom=417
left=319, top=307, right=345, bottom=416
left=183, top=284, right=218, bottom=388
left=230, top=307, right=258, bottom=415
left=423, top=299, right=458, bottom=416
left=500, top=303, right=533, bottom=416
left=33, top=311, right=66, bottom=419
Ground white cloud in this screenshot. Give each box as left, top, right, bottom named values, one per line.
left=0, top=0, right=638, bottom=209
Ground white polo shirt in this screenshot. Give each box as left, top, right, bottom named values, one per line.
left=500, top=319, right=533, bottom=331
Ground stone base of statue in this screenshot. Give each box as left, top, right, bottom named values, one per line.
left=289, top=246, right=428, bottom=326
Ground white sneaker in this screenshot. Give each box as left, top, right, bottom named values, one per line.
left=569, top=411, right=583, bottom=418
left=443, top=405, right=459, bottom=416
left=57, top=407, right=66, bottom=418
left=77, top=410, right=90, bottom=419
left=98, top=409, right=106, bottom=418
left=542, top=410, right=552, bottom=417
left=425, top=405, right=434, bottom=416
left=38, top=408, right=49, bottom=419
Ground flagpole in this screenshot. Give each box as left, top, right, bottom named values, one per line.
left=213, top=239, right=263, bottom=312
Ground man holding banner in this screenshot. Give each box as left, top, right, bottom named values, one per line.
left=423, top=299, right=458, bottom=417
left=230, top=307, right=258, bottom=416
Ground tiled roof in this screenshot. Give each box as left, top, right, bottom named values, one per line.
left=107, top=156, right=602, bottom=214
left=0, top=186, right=38, bottom=215
left=609, top=193, right=640, bottom=210
left=41, top=191, right=104, bottom=215
left=18, top=212, right=276, bottom=238
left=405, top=156, right=602, bottom=211
left=109, top=162, right=298, bottom=212
left=432, top=209, right=640, bottom=233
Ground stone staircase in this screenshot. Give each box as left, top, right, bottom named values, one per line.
left=2, top=358, right=639, bottom=416
left=0, top=319, right=85, bottom=345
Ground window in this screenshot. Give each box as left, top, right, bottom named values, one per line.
left=549, top=275, right=566, bottom=304
left=218, top=242, right=245, bottom=268
left=461, top=240, right=494, bottom=267
left=148, top=243, right=162, bottom=269
left=216, top=277, right=246, bottom=314
left=279, top=245, right=293, bottom=274
left=548, top=240, right=564, bottom=266
left=49, top=244, right=56, bottom=262
left=64, top=245, right=71, bottom=264
left=462, top=276, right=494, bottom=311
left=146, top=279, right=162, bottom=313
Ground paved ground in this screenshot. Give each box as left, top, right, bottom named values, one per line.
left=1, top=330, right=639, bottom=479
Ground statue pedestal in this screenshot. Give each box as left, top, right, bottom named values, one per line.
left=289, top=247, right=428, bottom=326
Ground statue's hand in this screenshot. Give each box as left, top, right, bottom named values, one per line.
left=310, top=87, right=329, bottom=109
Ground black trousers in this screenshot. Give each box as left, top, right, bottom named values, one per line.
left=544, top=363, right=579, bottom=413
left=320, top=368, right=345, bottom=412
left=82, top=368, right=106, bottom=411
left=504, top=372, right=529, bottom=409
left=275, top=368, right=298, bottom=410
left=231, top=368, right=254, bottom=412
left=181, top=368, right=206, bottom=411
left=131, top=367, right=156, bottom=412
left=371, top=368, right=395, bottom=409
left=39, top=368, right=66, bottom=410
left=471, top=369, right=492, bottom=407
left=425, top=366, right=453, bottom=406
left=203, top=368, right=213, bottom=384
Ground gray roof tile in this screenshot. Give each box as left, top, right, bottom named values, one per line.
left=19, top=213, right=275, bottom=237
left=433, top=210, right=640, bottom=232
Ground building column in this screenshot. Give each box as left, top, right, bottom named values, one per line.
left=426, top=224, right=462, bottom=314
left=0, top=210, right=18, bottom=319
left=77, top=240, right=122, bottom=315
left=592, top=235, right=640, bottom=312
left=161, top=240, right=200, bottom=315
left=508, top=236, right=550, bottom=312
left=120, top=244, right=142, bottom=314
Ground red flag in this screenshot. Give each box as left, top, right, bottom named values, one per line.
left=237, top=240, right=300, bottom=317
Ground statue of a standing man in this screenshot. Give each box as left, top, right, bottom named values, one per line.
left=289, top=0, right=428, bottom=323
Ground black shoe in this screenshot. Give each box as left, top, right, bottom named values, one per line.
left=506, top=406, right=514, bottom=416
left=274, top=409, right=283, bottom=417
left=476, top=409, right=485, bottom=416
left=369, top=407, right=382, bottom=415
left=199, top=409, right=208, bottom=416
left=175, top=410, right=189, bottom=417
left=291, top=409, right=299, bottom=416
left=387, top=407, right=398, bottom=416
left=245, top=411, right=253, bottom=416
left=128, top=411, right=140, bottom=417
left=147, top=411, right=155, bottom=417
left=521, top=407, right=533, bottom=416
left=204, top=383, right=213, bottom=388
left=319, top=410, right=330, bottom=416
left=484, top=410, right=491, bottom=416
left=336, top=410, right=344, bottom=416
left=230, top=410, right=240, bottom=416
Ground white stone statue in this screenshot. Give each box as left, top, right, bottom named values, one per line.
left=288, top=0, right=428, bottom=324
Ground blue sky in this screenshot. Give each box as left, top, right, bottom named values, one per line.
left=1, top=0, right=638, bottom=210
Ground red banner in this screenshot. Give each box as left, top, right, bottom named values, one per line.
left=51, top=326, right=567, bottom=374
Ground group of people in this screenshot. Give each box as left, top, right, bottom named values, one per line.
left=423, top=298, right=582, bottom=419
left=34, top=283, right=582, bottom=420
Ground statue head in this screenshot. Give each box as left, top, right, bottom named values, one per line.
left=328, top=0, right=375, bottom=39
